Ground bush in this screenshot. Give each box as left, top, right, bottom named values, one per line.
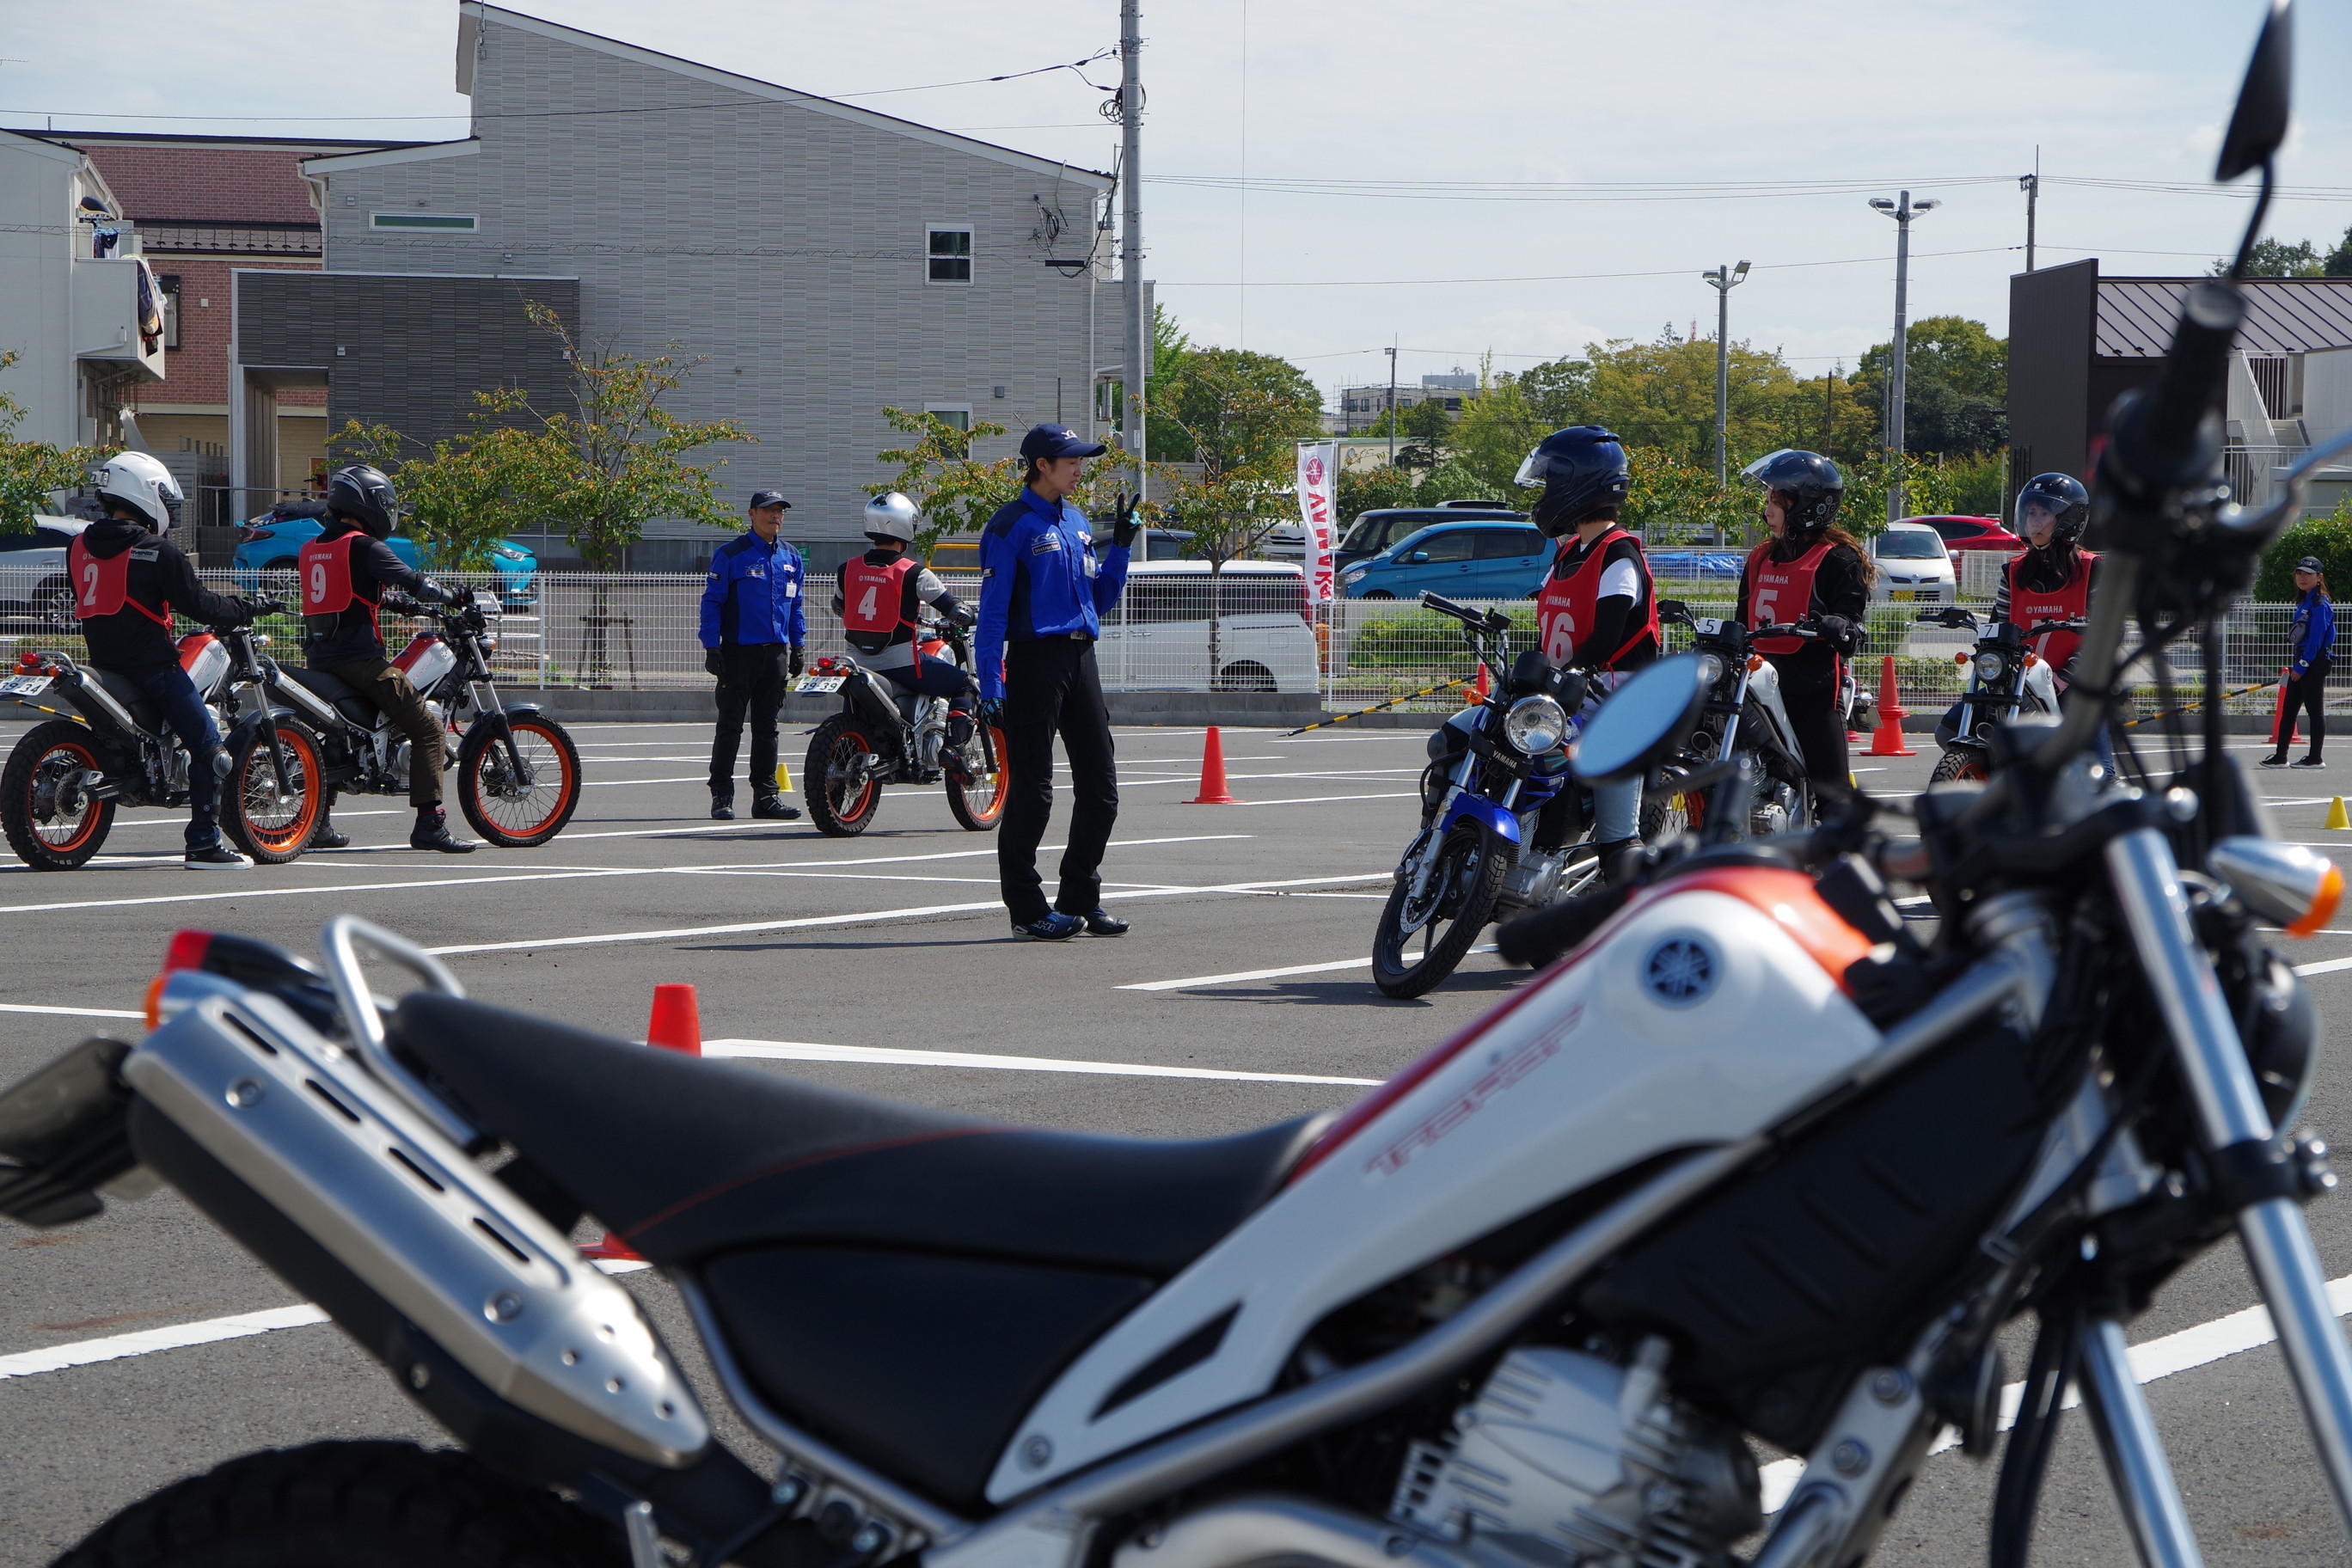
left=1347, top=607, right=1534, bottom=670
left=2257, top=500, right=2352, bottom=600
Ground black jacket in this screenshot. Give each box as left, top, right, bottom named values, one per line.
left=302, top=520, right=440, bottom=663
left=76, top=518, right=248, bottom=673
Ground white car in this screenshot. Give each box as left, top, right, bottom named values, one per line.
left=1096, top=560, right=1320, bottom=693
left=0, top=516, right=95, bottom=628
left=1870, top=519, right=1957, bottom=605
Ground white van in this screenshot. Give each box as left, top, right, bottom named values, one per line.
left=1096, top=560, right=1320, bottom=693
left=1870, top=520, right=1958, bottom=604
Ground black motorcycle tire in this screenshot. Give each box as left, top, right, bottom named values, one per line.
left=222, top=720, right=325, bottom=864
left=1, top=719, right=116, bottom=870
left=806, top=713, right=884, bottom=837
left=457, top=715, right=582, bottom=848
left=1373, top=818, right=1509, bottom=1000
left=1932, top=747, right=1990, bottom=785
left=54, top=1439, right=625, bottom=1568
left=946, top=719, right=1009, bottom=832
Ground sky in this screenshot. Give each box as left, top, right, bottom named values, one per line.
left=3, top=0, right=2345, bottom=410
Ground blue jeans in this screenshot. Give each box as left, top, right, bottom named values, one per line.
left=122, top=664, right=223, bottom=847
left=1592, top=776, right=1640, bottom=843
left=880, top=654, right=975, bottom=707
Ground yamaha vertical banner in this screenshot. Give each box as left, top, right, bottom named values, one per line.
left=1295, top=441, right=1339, bottom=603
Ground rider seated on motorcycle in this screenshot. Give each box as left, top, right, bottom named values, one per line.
left=299, top=464, right=475, bottom=855
left=75, top=452, right=263, bottom=870
left=1524, top=426, right=1657, bottom=886
left=1736, top=450, right=1872, bottom=789
left=831, top=493, right=979, bottom=758
left=1936, top=472, right=2098, bottom=747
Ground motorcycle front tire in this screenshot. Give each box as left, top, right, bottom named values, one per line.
left=1372, top=818, right=1509, bottom=999
left=1, top=719, right=116, bottom=870
left=457, top=714, right=583, bottom=848
left=806, top=713, right=884, bottom=837
left=222, top=719, right=325, bottom=864
left=55, top=1440, right=626, bottom=1568
left=1932, top=746, right=1991, bottom=785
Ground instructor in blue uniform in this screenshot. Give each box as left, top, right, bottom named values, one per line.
left=977, top=426, right=1140, bottom=940
left=700, top=490, right=805, bottom=821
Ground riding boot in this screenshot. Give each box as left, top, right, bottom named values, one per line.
left=311, top=793, right=352, bottom=849
left=1596, top=837, right=1644, bottom=889
left=410, top=806, right=478, bottom=854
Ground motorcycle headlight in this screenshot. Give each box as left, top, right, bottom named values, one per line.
left=1695, top=652, right=1725, bottom=688
left=1974, top=651, right=2007, bottom=683
left=1503, top=694, right=1569, bottom=755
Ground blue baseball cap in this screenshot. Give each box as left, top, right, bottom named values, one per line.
left=1019, top=424, right=1107, bottom=461
left=749, top=490, right=790, bottom=511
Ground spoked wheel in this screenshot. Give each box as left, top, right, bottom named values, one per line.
left=1, top=720, right=114, bottom=870
left=805, top=714, right=883, bottom=836
left=223, top=720, right=324, bottom=863
left=946, top=721, right=1009, bottom=831
left=458, top=715, right=581, bottom=848
left=1372, top=818, right=1510, bottom=999
left=1931, top=747, right=1990, bottom=785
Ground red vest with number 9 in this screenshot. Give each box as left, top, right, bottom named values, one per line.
left=1536, top=529, right=1657, bottom=670
left=68, top=537, right=169, bottom=625
left=1744, top=538, right=1834, bottom=655
left=842, top=555, right=918, bottom=640
left=299, top=532, right=376, bottom=619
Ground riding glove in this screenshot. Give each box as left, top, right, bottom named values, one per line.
left=704, top=648, right=725, bottom=678
left=1096, top=491, right=1142, bottom=549
left=788, top=646, right=805, bottom=678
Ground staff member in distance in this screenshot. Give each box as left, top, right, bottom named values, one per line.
left=976, top=426, right=1139, bottom=940
left=699, top=489, right=805, bottom=822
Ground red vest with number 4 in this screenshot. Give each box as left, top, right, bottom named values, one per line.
left=67, top=537, right=169, bottom=626
left=1536, top=529, right=1657, bottom=670
left=2006, top=550, right=2097, bottom=670
left=1745, top=538, right=1834, bottom=656
left=842, top=555, right=918, bottom=641
left=299, top=533, right=377, bottom=625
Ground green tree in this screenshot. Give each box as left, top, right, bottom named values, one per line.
left=1334, top=462, right=1421, bottom=525
left=328, top=412, right=560, bottom=570
left=2217, top=236, right=2327, bottom=278
left=0, top=352, right=98, bottom=534
left=1148, top=344, right=1322, bottom=463
left=1513, top=332, right=1866, bottom=469
left=1621, top=450, right=1752, bottom=546
left=1139, top=303, right=1194, bottom=459
left=1848, top=315, right=2008, bottom=456
left=2258, top=500, right=2352, bottom=600
left=2328, top=226, right=2352, bottom=278
left=875, top=407, right=1018, bottom=555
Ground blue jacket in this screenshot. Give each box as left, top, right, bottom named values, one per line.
left=700, top=530, right=806, bottom=649
left=974, top=487, right=1130, bottom=700
left=2292, top=589, right=2337, bottom=676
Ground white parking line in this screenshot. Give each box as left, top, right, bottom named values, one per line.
left=1234, top=792, right=1420, bottom=807
left=706, top=1038, right=1379, bottom=1086
left=0, top=1001, right=143, bottom=1019
left=1123, top=946, right=1496, bottom=991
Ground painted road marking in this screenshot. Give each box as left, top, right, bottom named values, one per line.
left=1234, top=792, right=1420, bottom=807
left=1124, top=946, right=1498, bottom=991
left=706, top=1038, right=1380, bottom=1086
left=0, top=1001, right=142, bottom=1020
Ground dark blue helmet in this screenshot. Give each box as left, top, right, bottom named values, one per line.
left=1516, top=426, right=1631, bottom=537
left=2012, top=471, right=2089, bottom=548
left=1740, top=449, right=1844, bottom=539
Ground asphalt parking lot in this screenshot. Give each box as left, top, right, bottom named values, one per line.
left=4, top=714, right=2352, bottom=1563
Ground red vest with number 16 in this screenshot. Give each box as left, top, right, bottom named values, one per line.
left=68, top=537, right=169, bottom=625
left=1744, top=538, right=1834, bottom=656
left=1536, top=528, right=1657, bottom=670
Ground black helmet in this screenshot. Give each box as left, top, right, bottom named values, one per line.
left=325, top=464, right=399, bottom=540
left=1515, top=426, right=1631, bottom=538
left=1740, top=449, right=1844, bottom=540
left=2012, top=471, right=2089, bottom=550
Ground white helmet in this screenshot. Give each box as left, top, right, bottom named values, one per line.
left=93, top=451, right=183, bottom=532
left=862, top=491, right=919, bottom=545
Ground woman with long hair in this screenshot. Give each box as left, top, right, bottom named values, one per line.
left=1734, top=450, right=1874, bottom=787
left=2263, top=555, right=2336, bottom=769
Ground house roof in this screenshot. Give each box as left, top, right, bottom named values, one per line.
left=67, top=143, right=330, bottom=227
left=2098, top=276, right=2352, bottom=358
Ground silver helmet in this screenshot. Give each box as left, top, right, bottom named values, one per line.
left=862, top=491, right=919, bottom=545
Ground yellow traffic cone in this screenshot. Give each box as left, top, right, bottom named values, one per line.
left=775, top=760, right=793, bottom=793
left=2326, top=796, right=2350, bottom=831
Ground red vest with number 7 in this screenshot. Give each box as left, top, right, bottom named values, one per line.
left=841, top=555, right=918, bottom=640
left=1744, top=538, right=1834, bottom=655
left=1536, top=529, right=1657, bottom=670
left=68, top=537, right=169, bottom=625
left=2006, top=550, right=2097, bottom=670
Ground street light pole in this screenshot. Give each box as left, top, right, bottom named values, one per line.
left=1702, top=260, right=1750, bottom=488
left=1869, top=190, right=1939, bottom=523
left=1385, top=341, right=1399, bottom=467
left=1119, top=0, right=1147, bottom=517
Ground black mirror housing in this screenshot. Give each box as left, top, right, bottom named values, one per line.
left=2216, top=0, right=2292, bottom=182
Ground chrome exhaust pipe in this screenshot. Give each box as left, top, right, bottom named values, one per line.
left=1112, top=1496, right=1473, bottom=1568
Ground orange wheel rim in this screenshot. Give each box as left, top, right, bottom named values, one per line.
left=29, top=739, right=103, bottom=852
left=242, top=730, right=320, bottom=851
left=830, top=731, right=874, bottom=819
left=965, top=725, right=1009, bottom=822
left=470, top=720, right=576, bottom=838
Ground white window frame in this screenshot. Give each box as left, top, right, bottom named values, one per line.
left=923, top=404, right=973, bottom=432
left=368, top=212, right=481, bottom=232
left=926, top=224, right=974, bottom=286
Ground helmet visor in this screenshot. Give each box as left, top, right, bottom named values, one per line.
left=1739, top=450, right=1797, bottom=487
left=2013, top=494, right=2060, bottom=543
left=1514, top=448, right=1547, bottom=489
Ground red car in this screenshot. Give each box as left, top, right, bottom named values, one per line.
left=1903, top=514, right=2023, bottom=571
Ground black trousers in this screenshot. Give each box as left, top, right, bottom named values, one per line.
left=709, top=642, right=787, bottom=798
left=1771, top=654, right=1851, bottom=786
left=2275, top=657, right=2331, bottom=756
left=998, top=637, right=1118, bottom=924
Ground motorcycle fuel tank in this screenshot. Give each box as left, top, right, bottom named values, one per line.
left=393, top=634, right=456, bottom=692
left=987, top=868, right=1883, bottom=1501
left=177, top=634, right=230, bottom=698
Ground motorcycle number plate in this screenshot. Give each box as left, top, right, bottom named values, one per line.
left=0, top=675, right=52, bottom=697
left=793, top=675, right=846, bottom=694
left=1694, top=618, right=1725, bottom=636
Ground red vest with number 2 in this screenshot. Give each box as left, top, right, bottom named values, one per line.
left=68, top=537, right=169, bottom=625
left=841, top=555, right=918, bottom=639
left=2006, top=550, right=2097, bottom=669
left=1745, top=538, right=1834, bottom=656
left=299, top=532, right=376, bottom=624
left=1537, top=529, right=1657, bottom=670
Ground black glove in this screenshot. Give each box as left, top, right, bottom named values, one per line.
left=1096, top=491, right=1141, bottom=549
left=414, top=577, right=448, bottom=606
left=230, top=596, right=265, bottom=625
left=788, top=646, right=805, bottom=678
left=977, top=696, right=1005, bottom=728
left=1816, top=615, right=1859, bottom=653
left=704, top=647, right=725, bottom=678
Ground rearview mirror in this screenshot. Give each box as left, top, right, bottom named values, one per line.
left=1406, top=550, right=1430, bottom=564
left=1570, top=653, right=1709, bottom=786
left=2216, top=0, right=2292, bottom=182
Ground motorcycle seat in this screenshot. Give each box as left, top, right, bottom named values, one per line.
left=84, top=666, right=162, bottom=732
left=282, top=665, right=381, bottom=728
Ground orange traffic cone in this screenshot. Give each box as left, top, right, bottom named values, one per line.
left=1188, top=726, right=1239, bottom=805
left=584, top=984, right=705, bottom=1261
left=1865, top=653, right=1916, bottom=757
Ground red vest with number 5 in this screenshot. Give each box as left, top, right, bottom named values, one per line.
left=68, top=537, right=169, bottom=625
left=842, top=555, right=918, bottom=640
left=1744, top=538, right=1834, bottom=656
left=2006, top=550, right=2097, bottom=670
left=1536, top=529, right=1657, bottom=670
left=299, top=533, right=377, bottom=623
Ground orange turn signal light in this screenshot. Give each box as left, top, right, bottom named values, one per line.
left=2290, top=862, right=2346, bottom=938
left=2209, top=838, right=2343, bottom=938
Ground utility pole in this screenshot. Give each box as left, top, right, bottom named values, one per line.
left=2019, top=146, right=2039, bottom=273
left=1385, top=341, right=1399, bottom=467
left=1118, top=0, right=1147, bottom=519
left=1869, top=190, right=1939, bottom=523
left=1702, top=260, right=1749, bottom=487
left=1824, top=362, right=1839, bottom=452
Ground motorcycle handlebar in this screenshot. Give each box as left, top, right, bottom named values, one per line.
left=2141, top=279, right=2245, bottom=465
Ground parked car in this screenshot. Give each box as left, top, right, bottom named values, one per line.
left=1908, top=513, right=2022, bottom=566
left=231, top=514, right=540, bottom=606
left=0, top=517, right=95, bottom=628
left=1869, top=519, right=1957, bottom=604
left=1335, top=502, right=1527, bottom=571
left=1645, top=549, right=1746, bottom=583
left=1341, top=518, right=1548, bottom=600
left=1097, top=560, right=1319, bottom=693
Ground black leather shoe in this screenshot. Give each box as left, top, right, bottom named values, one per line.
left=752, top=794, right=803, bottom=820
left=710, top=794, right=735, bottom=820
left=1012, top=912, right=1082, bottom=940
left=1078, top=908, right=1129, bottom=936
left=310, top=815, right=352, bottom=849
left=411, top=808, right=478, bottom=854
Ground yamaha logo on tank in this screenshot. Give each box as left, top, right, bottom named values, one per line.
left=1641, top=935, right=1718, bottom=1006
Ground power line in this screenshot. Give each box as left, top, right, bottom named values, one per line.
left=1193, top=244, right=2024, bottom=289
left=1148, top=174, right=2019, bottom=205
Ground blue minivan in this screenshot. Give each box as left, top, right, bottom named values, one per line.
left=1339, top=518, right=1550, bottom=600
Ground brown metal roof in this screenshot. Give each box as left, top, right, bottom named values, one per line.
left=2097, top=276, right=2352, bottom=358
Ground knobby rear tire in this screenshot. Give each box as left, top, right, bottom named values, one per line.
left=946, top=721, right=1009, bottom=831
left=54, top=1439, right=627, bottom=1568
left=1, top=720, right=114, bottom=870
left=806, top=714, right=881, bottom=836
left=1372, top=818, right=1508, bottom=999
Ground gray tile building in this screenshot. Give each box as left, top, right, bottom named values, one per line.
left=240, top=3, right=1124, bottom=570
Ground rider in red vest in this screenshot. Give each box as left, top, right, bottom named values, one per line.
left=1736, top=450, right=1872, bottom=787
left=831, top=492, right=978, bottom=750
left=1998, top=472, right=2098, bottom=675
left=74, top=452, right=259, bottom=868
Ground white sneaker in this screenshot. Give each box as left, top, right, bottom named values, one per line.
left=185, top=842, right=253, bottom=869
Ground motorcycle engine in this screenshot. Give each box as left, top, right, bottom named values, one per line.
left=1499, top=848, right=1567, bottom=910
left=1389, top=1341, right=1759, bottom=1568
